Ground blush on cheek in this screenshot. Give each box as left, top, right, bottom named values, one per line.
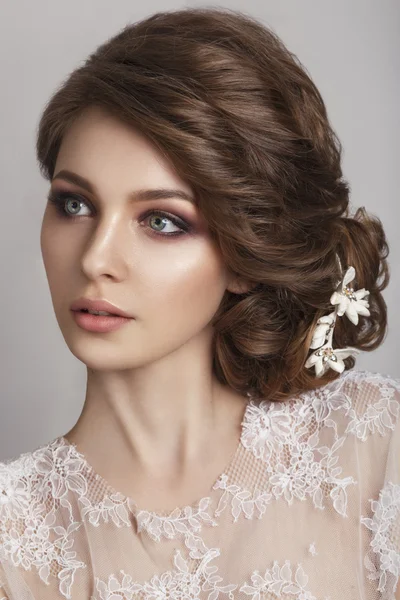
left=159, top=268, right=226, bottom=323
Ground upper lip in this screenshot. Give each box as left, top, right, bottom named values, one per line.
left=70, top=298, right=133, bottom=318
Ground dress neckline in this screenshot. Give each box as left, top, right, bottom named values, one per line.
left=56, top=397, right=254, bottom=518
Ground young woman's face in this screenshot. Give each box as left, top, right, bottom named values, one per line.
left=40, top=106, right=237, bottom=371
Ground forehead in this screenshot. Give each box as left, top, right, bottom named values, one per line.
left=54, top=107, right=194, bottom=200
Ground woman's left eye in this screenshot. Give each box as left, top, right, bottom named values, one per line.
left=46, top=191, right=191, bottom=237
left=141, top=210, right=190, bottom=236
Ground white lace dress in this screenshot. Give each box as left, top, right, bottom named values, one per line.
left=0, top=368, right=399, bottom=600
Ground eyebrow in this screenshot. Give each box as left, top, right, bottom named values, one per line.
left=51, top=169, right=197, bottom=205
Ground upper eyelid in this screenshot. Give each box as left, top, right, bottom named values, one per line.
left=49, top=190, right=180, bottom=216
left=49, top=189, right=92, bottom=207
left=49, top=187, right=189, bottom=213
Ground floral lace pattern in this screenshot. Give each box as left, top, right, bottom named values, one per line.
left=360, top=480, right=400, bottom=597
left=135, top=497, right=218, bottom=543
left=91, top=556, right=324, bottom=600
left=345, top=374, right=400, bottom=440
left=0, top=369, right=399, bottom=600
left=241, top=561, right=315, bottom=599
left=241, top=373, right=359, bottom=517
left=92, top=548, right=238, bottom=600
left=0, top=444, right=88, bottom=597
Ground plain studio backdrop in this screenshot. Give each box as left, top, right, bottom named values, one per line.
left=0, top=0, right=398, bottom=460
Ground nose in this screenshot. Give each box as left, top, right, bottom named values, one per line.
left=80, top=213, right=130, bottom=282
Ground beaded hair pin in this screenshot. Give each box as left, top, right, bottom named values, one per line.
left=304, top=259, right=371, bottom=378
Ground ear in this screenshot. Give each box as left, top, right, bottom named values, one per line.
left=226, top=274, right=257, bottom=295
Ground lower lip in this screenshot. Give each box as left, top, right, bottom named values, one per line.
left=71, top=310, right=133, bottom=332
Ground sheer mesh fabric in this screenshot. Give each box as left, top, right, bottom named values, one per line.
left=0, top=368, right=399, bottom=600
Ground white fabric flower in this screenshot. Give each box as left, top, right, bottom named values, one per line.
left=305, top=343, right=360, bottom=378
left=330, top=266, right=370, bottom=326
left=309, top=311, right=336, bottom=350
left=304, top=264, right=370, bottom=377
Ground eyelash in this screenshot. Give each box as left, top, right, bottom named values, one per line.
left=46, top=190, right=192, bottom=237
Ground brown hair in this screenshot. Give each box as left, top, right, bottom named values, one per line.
left=36, top=7, right=390, bottom=402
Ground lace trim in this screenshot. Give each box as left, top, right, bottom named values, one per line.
left=360, top=480, right=400, bottom=597
left=135, top=496, right=218, bottom=543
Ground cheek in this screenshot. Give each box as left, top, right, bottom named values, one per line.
left=139, top=244, right=228, bottom=325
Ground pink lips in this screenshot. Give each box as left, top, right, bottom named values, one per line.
left=71, top=311, right=132, bottom=332
left=70, top=297, right=134, bottom=332
left=70, top=297, right=133, bottom=318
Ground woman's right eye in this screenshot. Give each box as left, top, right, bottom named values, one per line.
left=47, top=191, right=91, bottom=218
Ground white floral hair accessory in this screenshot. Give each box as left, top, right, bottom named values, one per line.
left=304, top=256, right=371, bottom=378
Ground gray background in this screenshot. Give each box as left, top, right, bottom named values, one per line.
left=0, top=0, right=399, bottom=460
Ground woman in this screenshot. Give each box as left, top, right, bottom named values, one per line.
left=0, top=7, right=399, bottom=600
